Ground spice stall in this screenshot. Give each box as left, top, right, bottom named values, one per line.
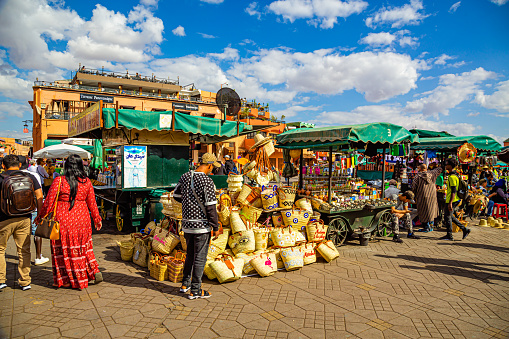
left=276, top=123, right=419, bottom=246
left=68, top=101, right=254, bottom=231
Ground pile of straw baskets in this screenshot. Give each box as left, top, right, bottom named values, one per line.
left=205, top=173, right=340, bottom=284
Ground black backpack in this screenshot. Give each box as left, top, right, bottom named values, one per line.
left=452, top=174, right=469, bottom=201
left=1, top=171, right=37, bottom=216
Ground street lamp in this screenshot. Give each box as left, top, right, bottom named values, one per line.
left=22, top=120, right=33, bottom=133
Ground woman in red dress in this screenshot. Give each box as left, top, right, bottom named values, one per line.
left=36, top=154, right=102, bottom=289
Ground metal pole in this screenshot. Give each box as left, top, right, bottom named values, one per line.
left=299, top=149, right=304, bottom=190
left=328, top=146, right=333, bottom=204
left=381, top=147, right=387, bottom=198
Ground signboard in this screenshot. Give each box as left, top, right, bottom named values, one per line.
left=159, top=114, right=173, bottom=129
left=80, top=93, right=114, bottom=104
left=123, top=146, right=147, bottom=188
left=68, top=102, right=102, bottom=137
left=173, top=103, right=199, bottom=111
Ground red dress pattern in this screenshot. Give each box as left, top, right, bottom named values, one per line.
left=38, top=176, right=101, bottom=289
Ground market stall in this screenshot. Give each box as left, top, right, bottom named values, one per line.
left=33, top=143, right=92, bottom=159
left=276, top=122, right=419, bottom=246
left=68, top=101, right=255, bottom=231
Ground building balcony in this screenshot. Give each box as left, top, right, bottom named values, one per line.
left=44, top=111, right=78, bottom=120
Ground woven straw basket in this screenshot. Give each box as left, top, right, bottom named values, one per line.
left=316, top=241, right=340, bottom=262
left=295, top=230, right=307, bottom=244
left=236, top=252, right=257, bottom=274
left=228, top=229, right=255, bottom=255
left=150, top=260, right=167, bottom=281
left=261, top=188, right=279, bottom=211
left=117, top=239, right=134, bottom=261
left=167, top=253, right=185, bottom=283
left=253, top=228, right=270, bottom=251
left=306, top=220, right=328, bottom=242
left=301, top=243, right=317, bottom=265
left=269, top=248, right=286, bottom=269
left=272, top=213, right=283, bottom=227
left=230, top=207, right=247, bottom=233
left=218, top=194, right=232, bottom=226
left=280, top=247, right=304, bottom=271
left=295, top=198, right=313, bottom=213
left=277, top=186, right=296, bottom=209
left=237, top=184, right=253, bottom=205
left=309, top=211, right=321, bottom=222
left=210, top=256, right=244, bottom=284
left=151, top=227, right=180, bottom=255
left=282, top=209, right=311, bottom=231
left=133, top=239, right=149, bottom=267
left=204, top=260, right=216, bottom=280
left=250, top=252, right=278, bottom=277
left=270, top=227, right=296, bottom=247
left=207, top=243, right=224, bottom=260
left=241, top=205, right=263, bottom=223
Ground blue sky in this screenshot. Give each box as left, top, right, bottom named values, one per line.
left=0, top=0, right=508, bottom=143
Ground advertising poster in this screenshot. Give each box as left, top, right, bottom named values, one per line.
left=123, top=146, right=147, bottom=188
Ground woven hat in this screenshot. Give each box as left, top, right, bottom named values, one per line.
left=478, top=219, right=488, bottom=227
left=201, top=153, right=221, bottom=167
left=457, top=142, right=477, bottom=164
left=250, top=134, right=272, bottom=150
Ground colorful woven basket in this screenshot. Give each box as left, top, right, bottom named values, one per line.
left=295, top=198, right=313, bottom=213
left=270, top=227, right=296, bottom=247
left=250, top=252, right=278, bottom=277
left=306, top=220, right=328, bottom=242
left=301, top=243, right=317, bottom=265
left=241, top=205, right=263, bottom=224
left=261, top=188, right=279, bottom=211
left=277, top=186, right=296, bottom=208
left=280, top=247, right=304, bottom=271
left=230, top=207, right=247, bottom=233
left=210, top=255, right=244, bottom=284
left=316, top=240, right=339, bottom=262
left=228, top=229, right=256, bottom=255
left=282, top=208, right=311, bottom=231
left=269, top=247, right=286, bottom=270
left=117, top=239, right=134, bottom=261
left=253, top=228, right=270, bottom=251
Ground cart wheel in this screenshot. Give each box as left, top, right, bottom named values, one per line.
left=116, top=205, right=124, bottom=232
left=100, top=200, right=107, bottom=220
left=326, top=217, right=348, bottom=246
left=375, top=210, right=393, bottom=237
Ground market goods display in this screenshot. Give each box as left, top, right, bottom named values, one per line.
left=280, top=247, right=304, bottom=271
left=306, top=220, right=328, bottom=242
left=282, top=208, right=311, bottom=231
left=250, top=252, right=277, bottom=277
left=210, top=255, right=244, bottom=283
left=316, top=241, right=340, bottom=262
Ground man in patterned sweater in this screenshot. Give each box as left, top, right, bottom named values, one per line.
left=173, top=153, right=221, bottom=299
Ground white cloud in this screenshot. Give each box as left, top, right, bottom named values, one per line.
left=406, top=67, right=496, bottom=116
left=475, top=79, right=509, bottom=114
left=267, top=0, right=368, bottom=29
left=172, top=25, right=186, bottom=37
left=0, top=102, right=31, bottom=119
left=467, top=112, right=480, bottom=117
left=198, top=33, right=217, bottom=39
left=311, top=104, right=478, bottom=136
left=360, top=32, right=396, bottom=46
left=0, top=130, right=33, bottom=140
left=365, top=0, right=428, bottom=28
left=240, top=39, right=256, bottom=46
left=434, top=54, right=454, bottom=65
left=449, top=1, right=461, bottom=12
left=271, top=105, right=321, bottom=118
left=489, top=0, right=508, bottom=5
left=200, top=0, right=224, bottom=3
left=140, top=0, right=158, bottom=7
left=246, top=2, right=262, bottom=19
left=399, top=35, right=418, bottom=48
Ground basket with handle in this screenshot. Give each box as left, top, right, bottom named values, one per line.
left=280, top=246, right=304, bottom=271
left=277, top=186, right=296, bottom=209
left=272, top=212, right=284, bottom=227
left=316, top=240, right=340, bottom=262
left=210, top=254, right=244, bottom=283
left=117, top=239, right=135, bottom=261
left=250, top=252, right=278, bottom=277
left=228, top=229, right=255, bottom=255
left=236, top=252, right=258, bottom=275
left=295, top=198, right=313, bottom=213
left=268, top=247, right=285, bottom=269
left=150, top=259, right=168, bottom=281
left=166, top=251, right=186, bottom=283
left=253, top=228, right=270, bottom=251
left=300, top=243, right=317, bottom=265
left=204, top=260, right=217, bottom=280
left=240, top=204, right=263, bottom=223
left=282, top=208, right=311, bottom=231
left=230, top=206, right=247, bottom=233
left=261, top=187, right=279, bottom=211
left=237, top=184, right=253, bottom=205
left=218, top=194, right=232, bottom=226
left=151, top=219, right=180, bottom=255
left=270, top=227, right=296, bottom=247
left=306, top=220, right=328, bottom=242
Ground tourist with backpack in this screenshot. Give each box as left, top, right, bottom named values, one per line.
left=0, top=155, right=44, bottom=291
left=439, top=158, right=471, bottom=241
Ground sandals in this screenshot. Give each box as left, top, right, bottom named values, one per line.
left=179, top=285, right=190, bottom=293
left=188, top=289, right=211, bottom=300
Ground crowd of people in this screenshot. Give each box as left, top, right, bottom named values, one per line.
left=385, top=158, right=508, bottom=243
left=0, top=154, right=102, bottom=292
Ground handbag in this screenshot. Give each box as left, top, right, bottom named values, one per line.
left=35, top=178, right=62, bottom=240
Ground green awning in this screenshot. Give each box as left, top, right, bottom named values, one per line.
left=412, top=135, right=502, bottom=151
left=44, top=139, right=62, bottom=147
left=102, top=108, right=250, bottom=138
left=409, top=129, right=455, bottom=138
left=276, top=122, right=418, bottom=150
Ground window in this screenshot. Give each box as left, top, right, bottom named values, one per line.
left=120, top=105, right=136, bottom=109
left=246, top=132, right=256, bottom=139
left=202, top=113, right=215, bottom=118
left=229, top=142, right=235, bottom=147
left=151, top=108, right=167, bottom=112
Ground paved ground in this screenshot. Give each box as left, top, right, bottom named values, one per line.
left=1, top=220, right=509, bottom=339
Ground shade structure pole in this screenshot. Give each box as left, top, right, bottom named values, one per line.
left=382, top=147, right=387, bottom=199
left=328, top=146, right=333, bottom=204
left=299, top=149, right=304, bottom=190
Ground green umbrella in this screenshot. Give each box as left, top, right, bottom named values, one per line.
left=90, top=139, right=105, bottom=169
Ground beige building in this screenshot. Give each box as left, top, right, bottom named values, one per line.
left=0, top=138, right=31, bottom=156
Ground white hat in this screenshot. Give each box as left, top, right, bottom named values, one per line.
left=225, top=155, right=230, bottom=159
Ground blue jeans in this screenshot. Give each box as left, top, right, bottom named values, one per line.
left=421, top=221, right=433, bottom=231
left=487, top=200, right=494, bottom=216
left=445, top=201, right=466, bottom=237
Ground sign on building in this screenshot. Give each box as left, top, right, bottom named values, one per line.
left=80, top=93, right=114, bottom=104
left=173, top=103, right=199, bottom=111
left=68, top=102, right=102, bottom=137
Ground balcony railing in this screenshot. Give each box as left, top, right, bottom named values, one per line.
left=75, top=67, right=179, bottom=86
left=33, top=81, right=216, bottom=104
left=45, top=111, right=78, bottom=120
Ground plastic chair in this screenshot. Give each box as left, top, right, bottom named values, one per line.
left=492, top=203, right=508, bottom=219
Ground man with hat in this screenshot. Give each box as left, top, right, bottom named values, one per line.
left=173, top=153, right=221, bottom=299
left=224, top=155, right=238, bottom=174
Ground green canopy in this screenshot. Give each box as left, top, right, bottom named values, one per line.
left=409, top=129, right=455, bottom=138
left=102, top=108, right=250, bottom=138
left=276, top=122, right=418, bottom=150
left=412, top=135, right=502, bottom=151
left=90, top=139, right=105, bottom=169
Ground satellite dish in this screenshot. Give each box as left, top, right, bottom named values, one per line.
left=216, top=87, right=241, bottom=117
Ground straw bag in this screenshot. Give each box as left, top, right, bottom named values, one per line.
left=151, top=220, right=180, bottom=255
left=272, top=213, right=283, bottom=227
left=237, top=184, right=253, bottom=205
left=269, top=248, right=285, bottom=269
left=171, top=195, right=183, bottom=219
left=261, top=187, right=279, bottom=211
left=228, top=229, right=255, bottom=255
left=210, top=254, right=244, bottom=283
left=167, top=251, right=186, bottom=283
left=150, top=259, right=168, bottom=281
left=295, top=198, right=313, bottom=213
left=207, top=225, right=229, bottom=260
left=310, top=198, right=323, bottom=210
left=236, top=252, right=257, bottom=274
left=218, top=194, right=232, bottom=226
left=310, top=211, right=321, bottom=222
left=270, top=227, right=296, bottom=247
left=280, top=247, right=304, bottom=271
left=179, top=231, right=187, bottom=251
left=278, top=186, right=296, bottom=209
left=204, top=260, right=216, bottom=280
left=241, top=205, right=263, bottom=223
left=255, top=172, right=270, bottom=186
left=117, top=239, right=135, bottom=261
left=133, top=237, right=149, bottom=267
left=301, top=243, right=316, bottom=265
left=282, top=208, right=311, bottom=231
left=316, top=241, right=340, bottom=262
left=253, top=228, right=269, bottom=251
left=306, top=220, right=328, bottom=242
left=250, top=252, right=277, bottom=277
left=230, top=207, right=247, bottom=233
left=295, top=230, right=307, bottom=244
